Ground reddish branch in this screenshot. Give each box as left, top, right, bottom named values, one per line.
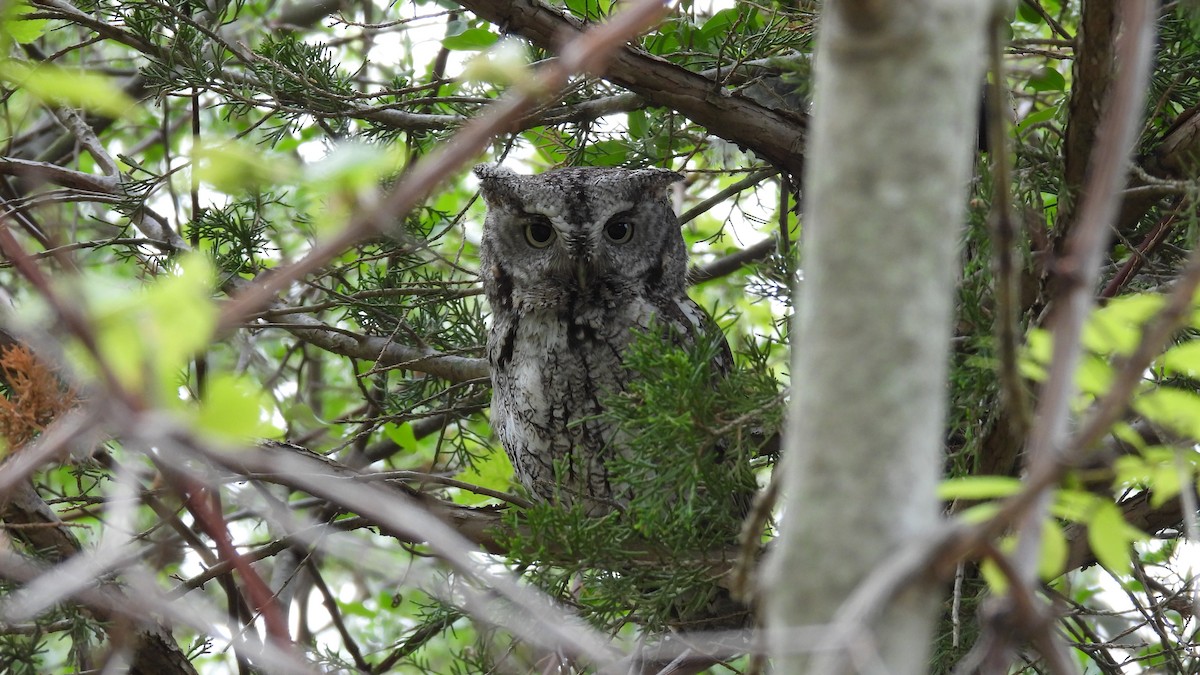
left=1101, top=204, right=1182, bottom=299
left=164, top=470, right=291, bottom=645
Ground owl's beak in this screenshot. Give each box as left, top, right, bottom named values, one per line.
left=563, top=234, right=594, bottom=287
left=575, top=262, right=592, bottom=288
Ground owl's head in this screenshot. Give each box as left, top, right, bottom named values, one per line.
left=475, top=164, right=687, bottom=305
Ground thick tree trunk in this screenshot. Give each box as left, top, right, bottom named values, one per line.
left=764, top=2, right=992, bottom=673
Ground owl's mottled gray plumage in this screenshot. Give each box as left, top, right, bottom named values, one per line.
left=476, top=164, right=730, bottom=515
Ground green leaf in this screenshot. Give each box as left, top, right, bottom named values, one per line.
left=1026, top=67, right=1066, bottom=92
left=627, top=109, right=648, bottom=139
left=979, top=557, right=1007, bottom=594
left=0, top=60, right=135, bottom=117
left=957, top=502, right=1002, bottom=524
left=584, top=139, right=630, bottom=167
left=1127, top=446, right=1195, bottom=508
left=644, top=31, right=679, bottom=56
left=1052, top=489, right=1103, bottom=523
left=1111, top=421, right=1148, bottom=452
left=1159, top=341, right=1200, bottom=380
left=980, top=535, right=1017, bottom=594
left=283, top=402, right=322, bottom=434
left=1039, top=518, right=1069, bottom=581
left=1040, top=191, right=1059, bottom=222
left=1016, top=1, right=1043, bottom=23
left=194, top=142, right=296, bottom=193
left=1087, top=501, right=1139, bottom=576
left=92, top=312, right=151, bottom=393
left=699, top=8, right=742, bottom=40
left=88, top=253, right=218, bottom=395
left=339, top=599, right=374, bottom=618
left=1024, top=328, right=1052, bottom=365
left=193, top=373, right=284, bottom=443
left=1133, top=387, right=1200, bottom=439
left=524, top=128, right=569, bottom=165
left=1075, top=354, right=1113, bottom=396
left=1018, top=357, right=1048, bottom=382
left=308, top=142, right=403, bottom=190
left=1015, top=106, right=1058, bottom=135
left=1083, top=294, right=1163, bottom=356
left=444, top=18, right=468, bottom=37
left=453, top=451, right=515, bottom=505
left=297, top=142, right=407, bottom=233
left=144, top=255, right=219, bottom=363
left=1113, top=454, right=1150, bottom=487
left=460, top=40, right=532, bottom=87
left=4, top=2, right=48, bottom=44
left=384, top=422, right=419, bottom=452
left=937, top=476, right=1023, bottom=500
left=564, top=0, right=613, bottom=20
left=442, top=28, right=499, bottom=51
left=1149, top=459, right=1184, bottom=508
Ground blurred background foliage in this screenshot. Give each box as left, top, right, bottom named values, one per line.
left=3, top=0, right=1200, bottom=672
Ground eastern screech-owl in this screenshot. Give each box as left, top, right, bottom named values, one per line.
left=476, top=164, right=731, bottom=515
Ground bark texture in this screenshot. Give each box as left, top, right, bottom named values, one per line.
left=763, top=2, right=992, bottom=673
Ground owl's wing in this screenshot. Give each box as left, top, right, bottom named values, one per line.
left=657, top=295, right=753, bottom=518
left=666, top=295, right=734, bottom=378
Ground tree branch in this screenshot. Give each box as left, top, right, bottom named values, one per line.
left=454, top=0, right=807, bottom=175
left=0, top=157, right=119, bottom=193
left=768, top=1, right=991, bottom=672
left=234, top=280, right=489, bottom=383
left=1060, top=0, right=1118, bottom=226
left=1116, top=104, right=1200, bottom=233
left=688, top=237, right=776, bottom=285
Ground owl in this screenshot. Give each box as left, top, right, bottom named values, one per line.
left=475, top=164, right=732, bottom=515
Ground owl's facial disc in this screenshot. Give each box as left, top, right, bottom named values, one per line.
left=566, top=210, right=638, bottom=289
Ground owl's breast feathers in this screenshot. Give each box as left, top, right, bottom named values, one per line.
left=486, top=258, right=728, bottom=508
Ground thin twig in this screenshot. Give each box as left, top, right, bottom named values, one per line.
left=689, top=237, right=777, bottom=285
left=678, top=168, right=778, bottom=224
left=1020, top=0, right=1073, bottom=40
left=1169, top=451, right=1200, bottom=621
left=1009, top=0, right=1155, bottom=597
left=305, top=559, right=371, bottom=671
left=987, top=8, right=1031, bottom=441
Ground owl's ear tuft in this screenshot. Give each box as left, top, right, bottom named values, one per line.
left=474, top=164, right=519, bottom=207
left=631, top=168, right=685, bottom=196
left=473, top=163, right=515, bottom=181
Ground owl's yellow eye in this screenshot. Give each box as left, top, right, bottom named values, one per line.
left=604, top=219, right=633, bottom=244
left=523, top=218, right=555, bottom=248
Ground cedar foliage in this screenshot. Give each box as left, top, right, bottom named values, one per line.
left=0, top=345, right=75, bottom=449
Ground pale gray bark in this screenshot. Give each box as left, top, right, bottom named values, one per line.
left=763, top=2, right=993, bottom=674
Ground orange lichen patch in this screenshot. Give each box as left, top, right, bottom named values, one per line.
left=0, top=344, right=76, bottom=451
